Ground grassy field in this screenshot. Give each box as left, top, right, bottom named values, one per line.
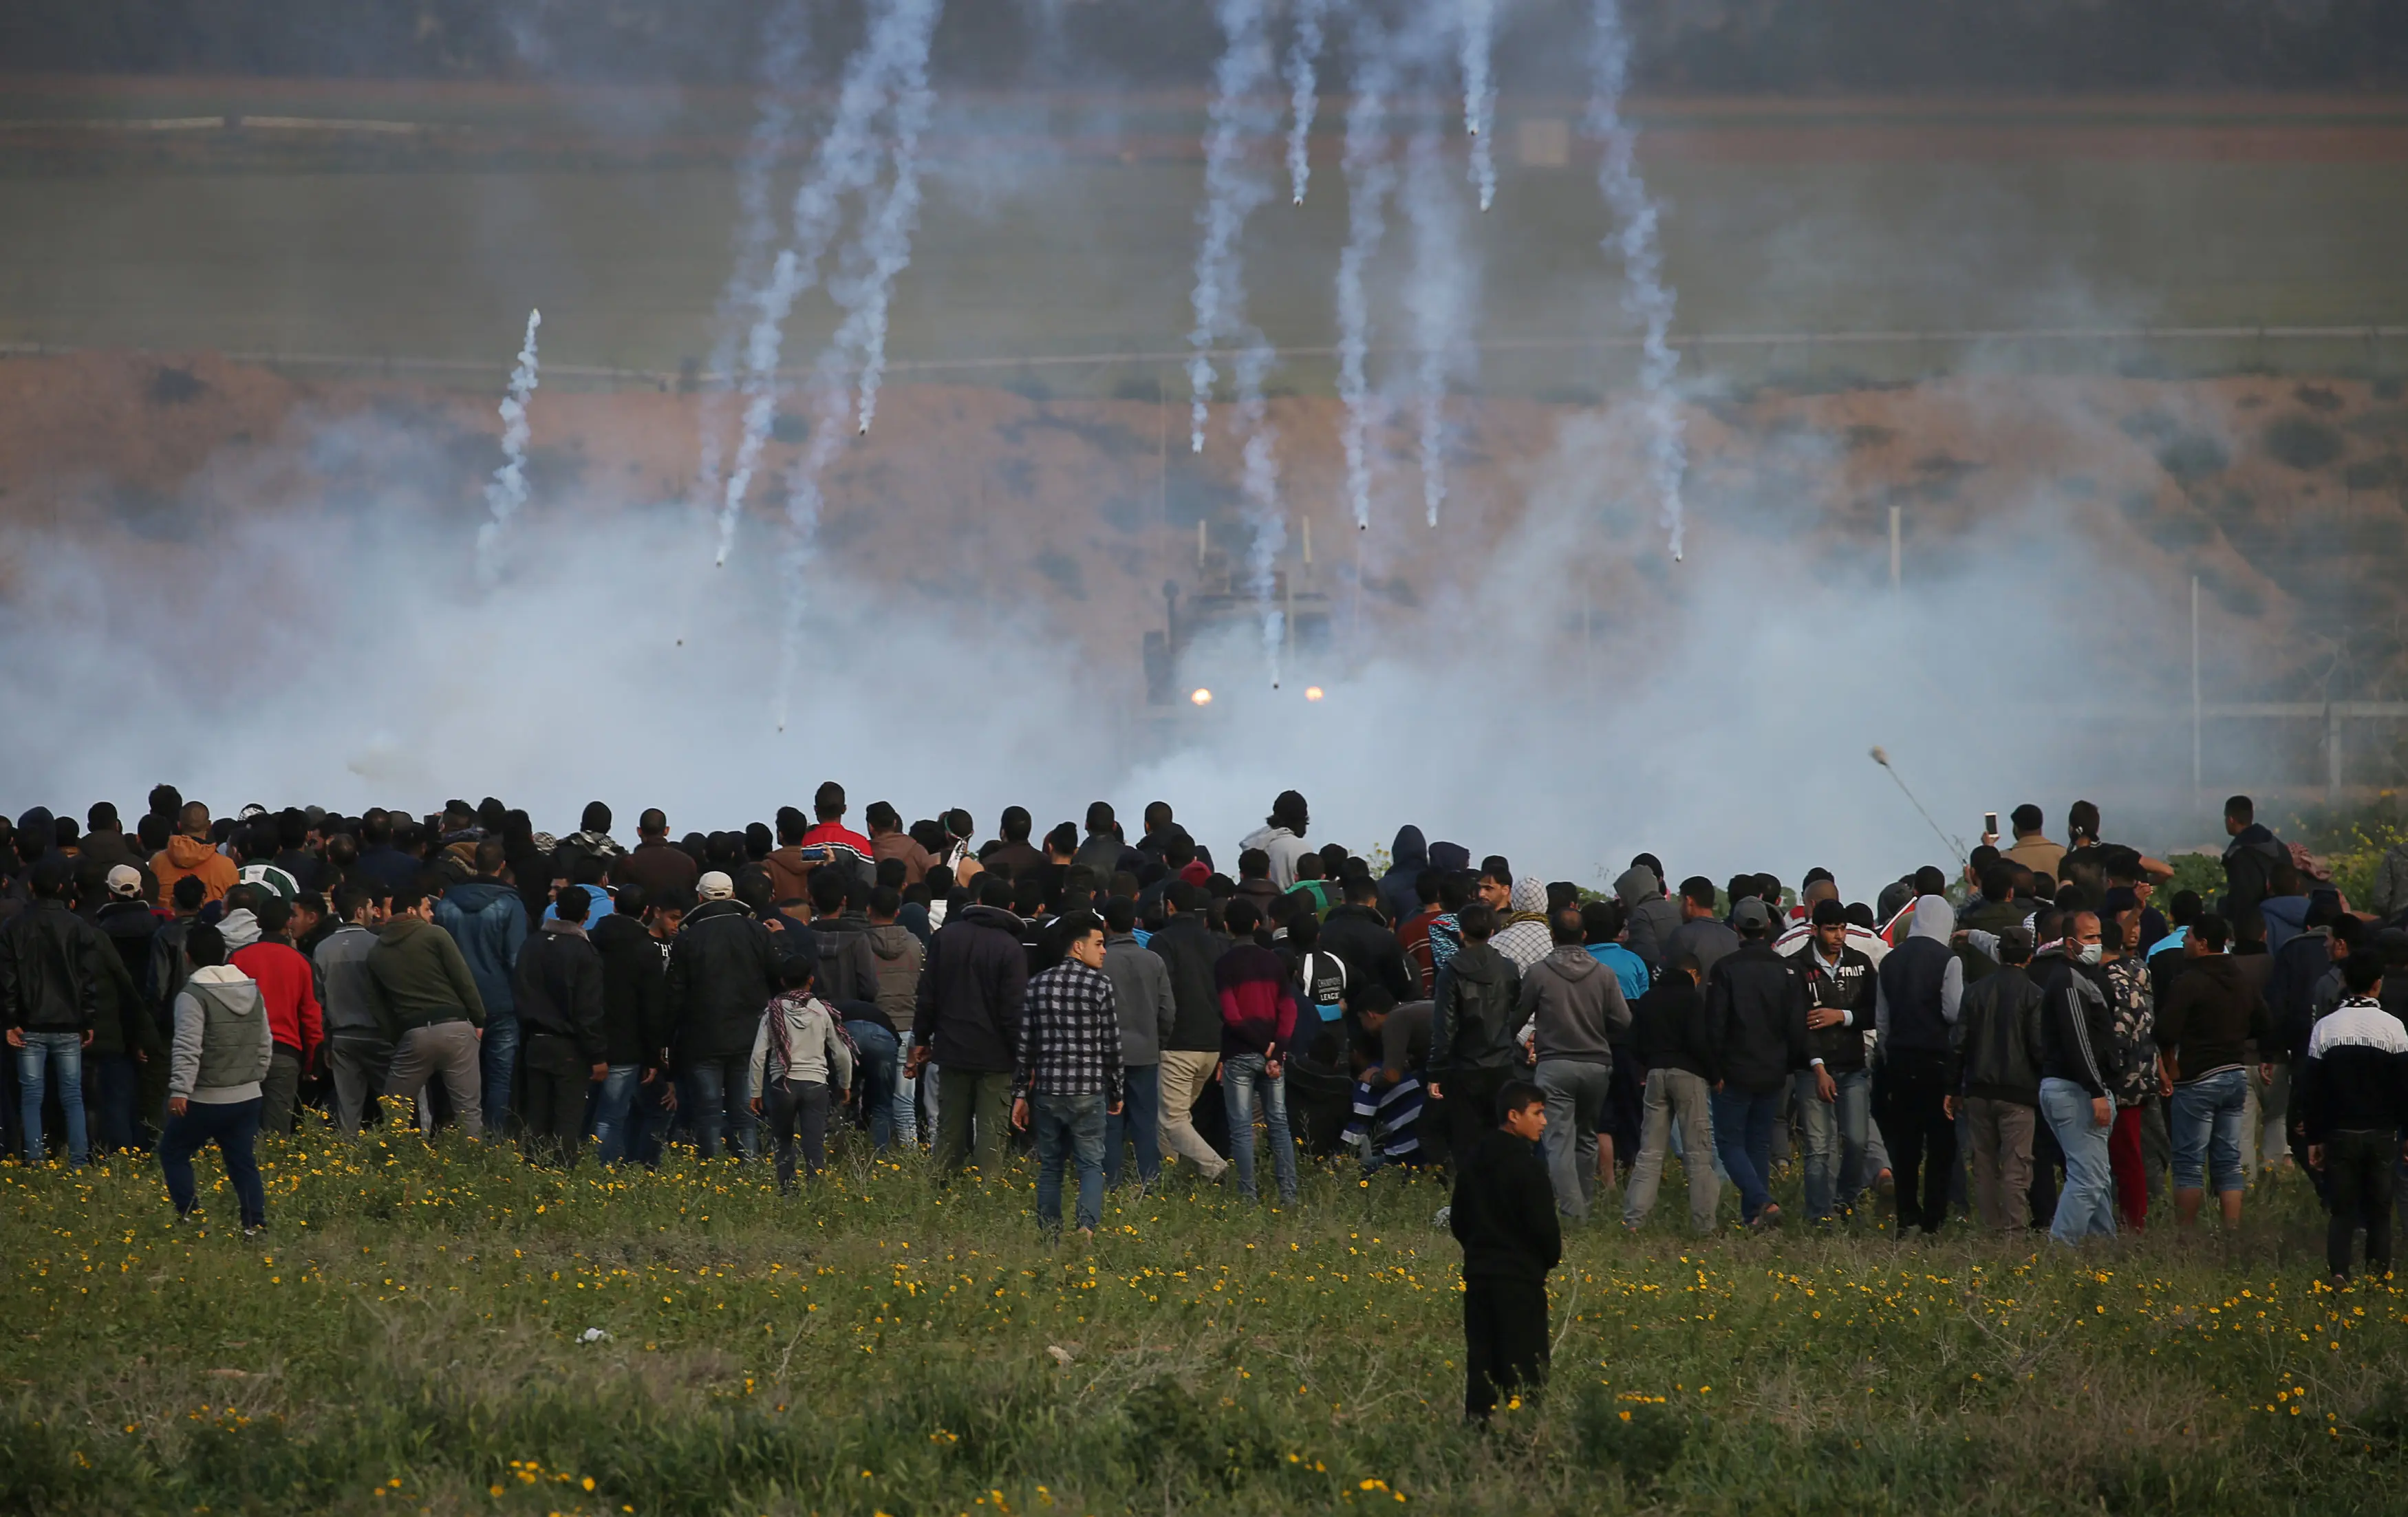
left=5, top=1130, right=2406, bottom=1516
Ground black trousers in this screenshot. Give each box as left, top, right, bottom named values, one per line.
left=764, top=1080, right=832, bottom=1193
left=2324, top=1129, right=2397, bottom=1278
left=1442, top=1068, right=1509, bottom=1173
left=1462, top=1275, right=1549, bottom=1421
left=519, top=1034, right=592, bottom=1168
left=1877, top=1051, right=1957, bottom=1234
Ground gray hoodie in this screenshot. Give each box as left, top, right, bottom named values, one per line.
left=1516, top=945, right=1632, bottom=1066
left=1613, top=867, right=1683, bottom=972
left=170, top=965, right=273, bottom=1104
left=1101, top=932, right=1176, bottom=1067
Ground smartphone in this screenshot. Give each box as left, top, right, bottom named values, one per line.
left=1984, top=811, right=1999, bottom=839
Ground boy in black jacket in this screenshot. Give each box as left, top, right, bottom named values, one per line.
left=1450, top=1079, right=1560, bottom=1422
left=2300, top=951, right=2408, bottom=1284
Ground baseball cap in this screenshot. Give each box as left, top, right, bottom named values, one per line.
left=696, top=871, right=735, bottom=901
left=106, top=864, right=144, bottom=899
left=1732, top=898, right=1772, bottom=932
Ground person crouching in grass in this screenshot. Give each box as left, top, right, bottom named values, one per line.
left=749, top=955, right=852, bottom=1193
left=1450, top=1078, right=1560, bottom=1423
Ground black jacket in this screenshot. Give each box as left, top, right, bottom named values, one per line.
left=1450, top=1129, right=1562, bottom=1282
left=808, top=912, right=888, bottom=1029
left=1955, top=965, right=2045, bottom=1105
left=1797, top=944, right=1876, bottom=1071
left=1315, top=903, right=1416, bottom=1007
left=1703, top=941, right=1809, bottom=1093
left=2268, top=929, right=2332, bottom=1065
left=1628, top=973, right=1713, bottom=1082
left=910, top=903, right=1028, bottom=1074
left=93, top=899, right=162, bottom=1022
left=590, top=911, right=671, bottom=1068
left=1430, top=941, right=1523, bottom=1074
left=2298, top=998, right=2408, bottom=1140
left=2154, top=953, right=2270, bottom=1083
left=2039, top=960, right=2120, bottom=1098
left=2220, top=823, right=2287, bottom=930
left=513, top=921, right=608, bottom=1064
left=665, top=899, right=784, bottom=1064
left=1149, top=912, right=1229, bottom=1054
left=0, top=899, right=107, bottom=1033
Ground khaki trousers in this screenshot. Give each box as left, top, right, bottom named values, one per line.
left=1156, top=1049, right=1229, bottom=1180
left=1962, top=1095, right=2036, bottom=1231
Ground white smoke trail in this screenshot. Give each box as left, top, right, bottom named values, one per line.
left=1186, top=0, right=1278, bottom=454
left=1233, top=347, right=1287, bottom=688
left=473, top=306, right=541, bottom=585
left=1335, top=17, right=1397, bottom=531
left=689, top=0, right=809, bottom=519
left=850, top=34, right=936, bottom=437
left=1283, top=0, right=1327, bottom=206
left=712, top=0, right=943, bottom=568
left=1589, top=0, right=1688, bottom=560
left=1402, top=122, right=1473, bottom=527
left=1459, top=0, right=1497, bottom=211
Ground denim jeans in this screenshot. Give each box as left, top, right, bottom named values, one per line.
left=1221, top=1053, right=1297, bottom=1203
left=1104, top=1063, right=1163, bottom=1187
left=890, top=1030, right=921, bottom=1148
left=1032, top=1090, right=1108, bottom=1233
left=680, top=1054, right=754, bottom=1159
left=1708, top=1086, right=1781, bottom=1223
left=2168, top=1066, right=2250, bottom=1194
left=845, top=1021, right=903, bottom=1151
left=1534, top=1059, right=1613, bottom=1220
left=591, top=1064, right=645, bottom=1165
left=1793, top=1066, right=1872, bottom=1219
left=14, top=1031, right=88, bottom=1166
left=2041, top=1077, right=2117, bottom=1245
left=1624, top=1066, right=1719, bottom=1232
left=158, top=1097, right=266, bottom=1227
left=480, top=1015, right=521, bottom=1139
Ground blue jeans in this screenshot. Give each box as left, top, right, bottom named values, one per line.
left=680, top=1055, right=754, bottom=1159
left=1104, top=1063, right=1163, bottom=1187
left=2169, top=1067, right=2249, bottom=1194
left=15, top=1031, right=88, bottom=1166
left=891, top=1031, right=921, bottom=1148
left=1793, top=1066, right=1871, bottom=1219
left=480, top=1016, right=521, bottom=1138
left=1221, top=1053, right=1297, bottom=1203
left=2041, top=1077, right=2117, bottom=1245
left=158, top=1097, right=265, bottom=1227
left=1709, top=1086, right=1781, bottom=1222
left=591, top=1064, right=644, bottom=1165
left=845, top=1021, right=903, bottom=1151
left=1031, top=1091, right=1108, bottom=1233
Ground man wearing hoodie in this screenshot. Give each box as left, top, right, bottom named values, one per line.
left=433, top=841, right=530, bottom=1135
left=364, top=887, right=488, bottom=1138
left=1612, top=863, right=1683, bottom=974
left=229, top=896, right=323, bottom=1136
left=907, top=871, right=1029, bottom=1178
left=2218, top=795, right=2287, bottom=938
left=1430, top=902, right=1524, bottom=1170
left=2153, top=914, right=2270, bottom=1230
left=1874, top=894, right=1966, bottom=1236
left=2, top=855, right=109, bottom=1165
left=1952, top=926, right=2046, bottom=1231
left=863, top=886, right=926, bottom=1150
left=158, top=924, right=273, bottom=1234
left=151, top=802, right=237, bottom=906
left=1238, top=790, right=1311, bottom=891
left=1490, top=877, right=1555, bottom=974
left=1516, top=907, right=1632, bottom=1221
left=1215, top=897, right=1300, bottom=1204
left=1379, top=826, right=1430, bottom=926
left=666, top=871, right=784, bottom=1160
left=510, top=883, right=607, bottom=1165
left=1703, top=900, right=1810, bottom=1227
left=1148, top=881, right=1232, bottom=1183
left=1099, top=895, right=1174, bottom=1187
left=803, top=870, right=895, bottom=1149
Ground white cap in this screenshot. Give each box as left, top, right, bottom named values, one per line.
left=696, top=871, right=735, bottom=901
left=106, top=864, right=144, bottom=899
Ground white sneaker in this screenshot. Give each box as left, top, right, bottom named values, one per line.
left=1432, top=1205, right=1452, bottom=1229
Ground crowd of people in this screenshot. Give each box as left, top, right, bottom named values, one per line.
left=3, top=784, right=2403, bottom=1289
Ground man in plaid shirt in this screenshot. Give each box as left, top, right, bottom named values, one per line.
left=1012, top=911, right=1125, bottom=1236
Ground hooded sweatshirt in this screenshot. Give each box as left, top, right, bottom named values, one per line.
left=1378, top=826, right=1430, bottom=926
left=1875, top=896, right=1964, bottom=1055
left=1612, top=867, right=1684, bottom=973
left=216, top=908, right=261, bottom=951
left=1238, top=823, right=1309, bottom=891
left=1516, top=944, right=1630, bottom=1066
left=1489, top=876, right=1554, bottom=973
left=170, top=964, right=273, bottom=1104
left=363, top=914, right=488, bottom=1037
left=153, top=832, right=238, bottom=905
left=433, top=879, right=528, bottom=1020
left=2152, top=952, right=2270, bottom=1086
left=864, top=921, right=924, bottom=1034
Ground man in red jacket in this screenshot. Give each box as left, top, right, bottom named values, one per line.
left=229, top=895, right=324, bottom=1134
left=1214, top=898, right=1298, bottom=1204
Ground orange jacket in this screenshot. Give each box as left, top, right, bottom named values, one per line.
left=151, top=835, right=238, bottom=905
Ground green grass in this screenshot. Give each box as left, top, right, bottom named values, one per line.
left=5, top=1132, right=2407, bottom=1516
